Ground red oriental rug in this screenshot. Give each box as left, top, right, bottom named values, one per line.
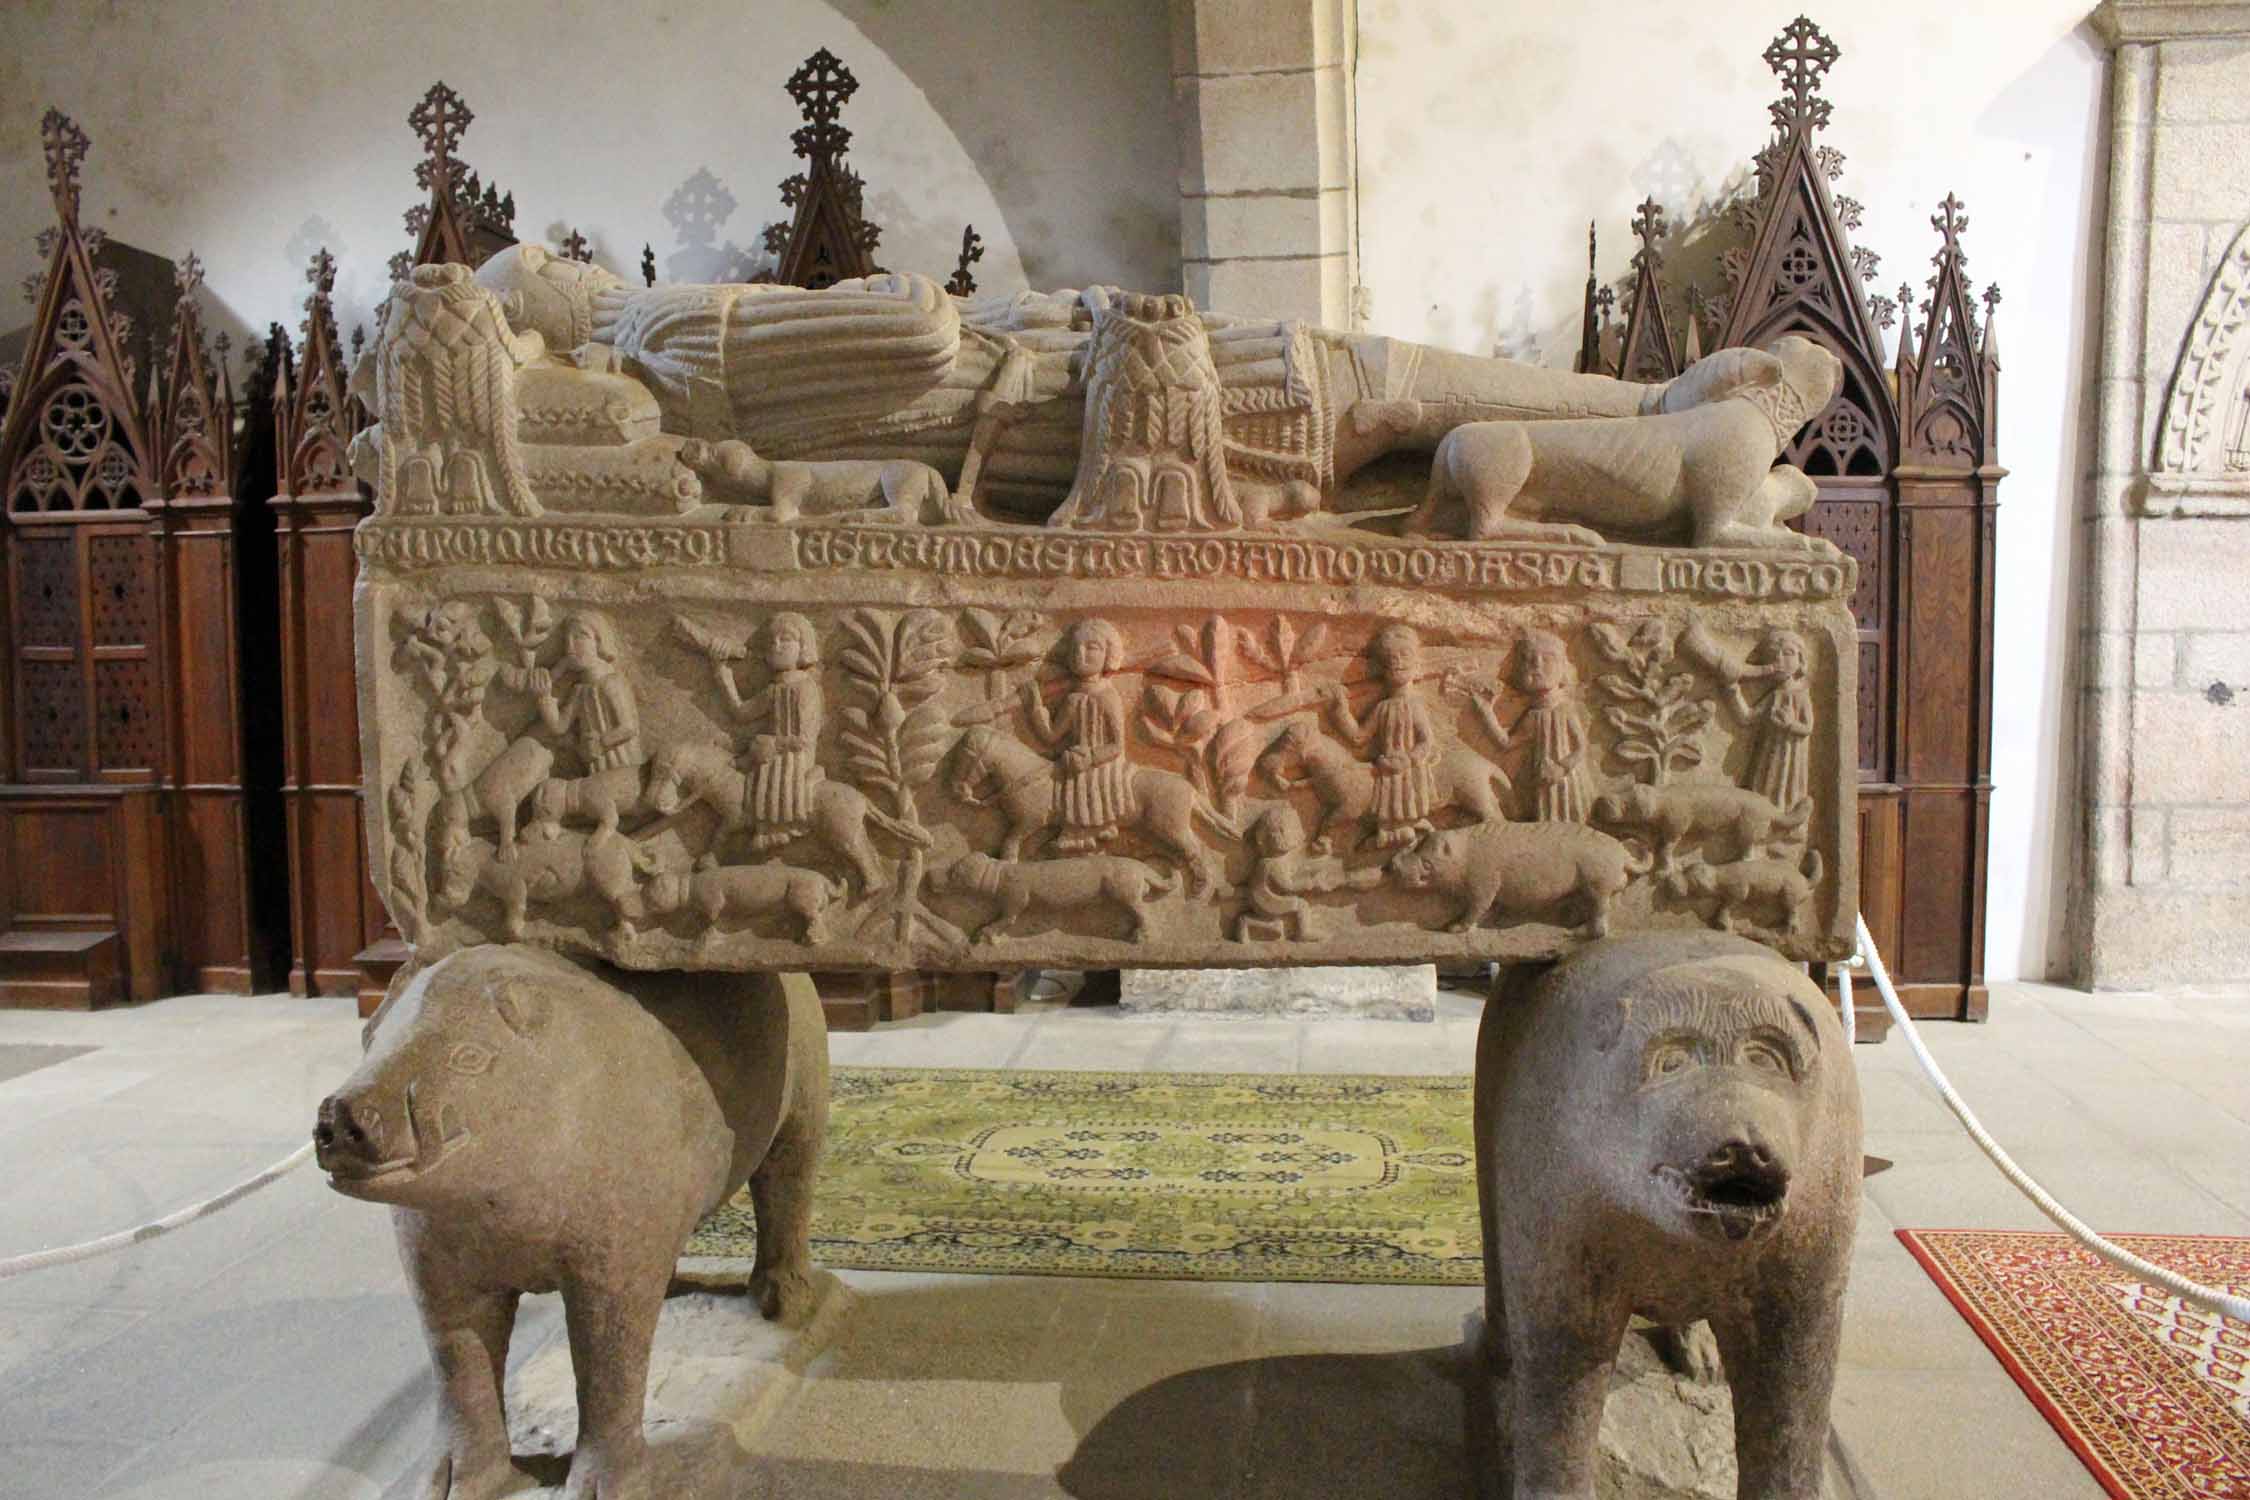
left=1897, top=1229, right=2250, bottom=1499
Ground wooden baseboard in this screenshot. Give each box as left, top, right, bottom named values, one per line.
left=192, top=963, right=257, bottom=995
left=290, top=964, right=365, bottom=1000
left=352, top=939, right=413, bottom=1018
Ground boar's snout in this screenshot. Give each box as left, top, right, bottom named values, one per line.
left=1655, top=1136, right=1792, bottom=1244
left=315, top=1091, right=388, bottom=1170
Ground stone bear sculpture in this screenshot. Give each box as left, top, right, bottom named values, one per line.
left=1474, top=932, right=1860, bottom=1499
left=1409, top=335, right=1844, bottom=552
left=314, top=945, right=828, bottom=1500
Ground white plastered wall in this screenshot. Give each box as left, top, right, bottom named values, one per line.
left=1355, top=2, right=2110, bottom=983
left=0, top=0, right=1180, bottom=355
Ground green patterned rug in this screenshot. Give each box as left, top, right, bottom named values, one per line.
left=685, top=1067, right=1482, bottom=1285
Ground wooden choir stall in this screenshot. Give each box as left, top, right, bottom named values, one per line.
left=1578, top=19, right=2002, bottom=1025
left=0, top=112, right=287, bottom=1005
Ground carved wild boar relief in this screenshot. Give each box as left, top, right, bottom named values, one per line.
left=357, top=520, right=1857, bottom=971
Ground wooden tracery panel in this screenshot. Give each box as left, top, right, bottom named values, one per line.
left=270, top=252, right=385, bottom=998
left=0, top=111, right=174, bottom=1004
left=1572, top=19, right=2002, bottom=1022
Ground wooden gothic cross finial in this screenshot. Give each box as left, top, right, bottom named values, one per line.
left=308, top=247, right=338, bottom=300
left=641, top=244, right=656, bottom=287
left=409, top=81, right=474, bottom=199
left=946, top=225, right=984, bottom=298
left=1629, top=198, right=1665, bottom=270
left=1576, top=222, right=1603, bottom=374
left=1763, top=16, right=1839, bottom=138
left=174, top=250, right=205, bottom=297
left=766, top=48, right=886, bottom=288
left=562, top=228, right=592, bottom=264
left=1932, top=193, right=1970, bottom=262
left=786, top=47, right=858, bottom=161
left=41, top=108, right=91, bottom=224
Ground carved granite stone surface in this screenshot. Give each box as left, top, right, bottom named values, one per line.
left=355, top=261, right=1859, bottom=976
left=1474, top=934, right=1863, bottom=1498
left=315, top=947, right=828, bottom=1500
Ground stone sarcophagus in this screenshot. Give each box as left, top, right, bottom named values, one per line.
left=353, top=249, right=1858, bottom=974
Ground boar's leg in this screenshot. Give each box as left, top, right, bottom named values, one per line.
left=1500, top=1272, right=1628, bottom=1500
left=1472, top=1010, right=1510, bottom=1375
left=1712, top=1295, right=1843, bottom=1500
left=749, top=1047, right=831, bottom=1324
left=401, top=1229, right=522, bottom=1500
left=559, top=1264, right=666, bottom=1500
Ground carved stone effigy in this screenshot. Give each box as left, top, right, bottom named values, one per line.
left=353, top=252, right=1860, bottom=976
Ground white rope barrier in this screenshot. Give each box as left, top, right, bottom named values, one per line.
left=1856, top=914, right=2250, bottom=1326
left=0, top=1140, right=316, bottom=1281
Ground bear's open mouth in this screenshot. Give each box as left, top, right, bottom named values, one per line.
left=1654, top=1160, right=1790, bottom=1240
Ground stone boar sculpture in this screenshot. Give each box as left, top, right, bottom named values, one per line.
left=1474, top=932, right=1860, bottom=1499
left=314, top=945, right=828, bottom=1500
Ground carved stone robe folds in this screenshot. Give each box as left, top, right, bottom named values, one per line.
left=1367, top=692, right=1438, bottom=845
left=1746, top=677, right=1814, bottom=811
left=750, top=670, right=822, bottom=848
left=1054, top=681, right=1131, bottom=851
left=552, top=664, right=642, bottom=775
left=1518, top=697, right=1593, bottom=823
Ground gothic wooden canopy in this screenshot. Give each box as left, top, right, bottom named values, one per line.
left=1574, top=16, right=2001, bottom=483
left=1, top=110, right=154, bottom=518
left=393, top=82, right=518, bottom=281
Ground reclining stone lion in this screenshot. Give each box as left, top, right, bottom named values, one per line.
left=1407, top=335, right=1844, bottom=552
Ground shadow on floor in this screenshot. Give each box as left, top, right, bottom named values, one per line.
left=1060, top=1346, right=1477, bottom=1500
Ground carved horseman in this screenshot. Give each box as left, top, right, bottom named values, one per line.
left=525, top=611, right=644, bottom=834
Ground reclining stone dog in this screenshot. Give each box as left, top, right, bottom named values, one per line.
left=314, top=946, right=828, bottom=1500
left=1474, top=932, right=1861, bottom=1499
left=1410, top=336, right=1844, bottom=551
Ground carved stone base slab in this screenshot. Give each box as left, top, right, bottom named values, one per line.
left=1120, top=964, right=1438, bottom=1020
left=1462, top=1316, right=1870, bottom=1500
left=358, top=517, right=1857, bottom=975
left=488, top=1270, right=855, bottom=1499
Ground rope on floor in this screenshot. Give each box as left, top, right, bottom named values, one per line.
left=1856, top=914, right=2250, bottom=1326
left=0, top=1140, right=316, bottom=1281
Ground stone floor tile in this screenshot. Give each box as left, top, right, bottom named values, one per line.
left=1255, top=1278, right=1481, bottom=1354
left=842, top=1013, right=1032, bottom=1069
left=0, top=1437, right=145, bottom=1500
left=1010, top=1013, right=1173, bottom=1072
left=1239, top=1344, right=1472, bottom=1500
left=0, top=1143, right=323, bottom=1315
left=1298, top=1018, right=1463, bottom=1075
left=1830, top=1366, right=2107, bottom=1499
left=1837, top=1228, right=2007, bottom=1374
left=1145, top=1018, right=1298, bottom=1074
left=0, top=1304, right=149, bottom=1395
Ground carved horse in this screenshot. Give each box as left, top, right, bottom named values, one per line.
left=944, top=726, right=1239, bottom=894
left=643, top=740, right=930, bottom=897
left=1252, top=720, right=1513, bottom=857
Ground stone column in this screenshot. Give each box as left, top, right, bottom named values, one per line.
left=2077, top=0, right=2250, bottom=986
left=1171, top=0, right=1359, bottom=326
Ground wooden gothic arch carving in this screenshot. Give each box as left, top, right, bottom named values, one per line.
left=1568, top=17, right=2004, bottom=1023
